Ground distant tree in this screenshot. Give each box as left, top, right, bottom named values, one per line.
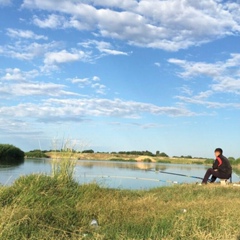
left=82, top=149, right=94, bottom=153
left=25, top=150, right=49, bottom=158
left=181, top=155, right=192, bottom=159
left=0, top=144, right=24, bottom=164
left=158, top=152, right=169, bottom=157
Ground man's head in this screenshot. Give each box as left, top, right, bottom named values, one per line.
left=214, top=148, right=223, bottom=157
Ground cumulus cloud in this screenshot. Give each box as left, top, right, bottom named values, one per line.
left=170, top=53, right=240, bottom=95
left=6, top=28, right=48, bottom=40
left=22, top=0, right=240, bottom=51
left=1, top=68, right=39, bottom=81
left=33, top=14, right=93, bottom=30
left=42, top=49, right=90, bottom=72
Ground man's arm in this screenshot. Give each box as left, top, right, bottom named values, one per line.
left=212, top=159, right=218, bottom=169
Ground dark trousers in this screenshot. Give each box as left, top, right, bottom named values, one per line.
left=202, top=168, right=231, bottom=184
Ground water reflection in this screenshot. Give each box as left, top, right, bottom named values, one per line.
left=0, top=158, right=239, bottom=189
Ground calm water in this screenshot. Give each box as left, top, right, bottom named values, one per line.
left=0, top=159, right=239, bottom=189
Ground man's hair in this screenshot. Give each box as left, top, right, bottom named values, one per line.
left=215, top=148, right=223, bottom=155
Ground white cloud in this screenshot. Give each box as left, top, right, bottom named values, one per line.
left=68, top=75, right=106, bottom=94
left=22, top=0, right=240, bottom=51
left=169, top=53, right=240, bottom=95
left=1, top=68, right=39, bottom=81
left=212, top=77, right=240, bottom=94
left=0, top=97, right=197, bottom=122
left=68, top=78, right=91, bottom=87
left=6, top=28, right=48, bottom=40
left=33, top=14, right=66, bottom=28
left=0, top=68, right=78, bottom=98
left=0, top=41, right=60, bottom=60
left=42, top=49, right=90, bottom=72
left=0, top=81, right=78, bottom=98
left=92, top=76, right=100, bottom=81
left=33, top=14, right=92, bottom=30
left=154, top=62, right=161, bottom=67
left=80, top=40, right=128, bottom=57
left=176, top=96, right=240, bottom=109
left=44, top=50, right=84, bottom=65
left=91, top=83, right=106, bottom=95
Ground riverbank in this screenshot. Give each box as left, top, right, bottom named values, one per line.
left=0, top=172, right=240, bottom=239
left=45, top=151, right=207, bottom=165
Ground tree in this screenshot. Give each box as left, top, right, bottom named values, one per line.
left=82, top=149, right=94, bottom=153
left=0, top=144, right=24, bottom=164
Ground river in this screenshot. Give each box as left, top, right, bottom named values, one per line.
left=0, top=159, right=239, bottom=189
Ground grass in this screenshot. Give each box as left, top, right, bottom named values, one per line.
left=1, top=158, right=240, bottom=239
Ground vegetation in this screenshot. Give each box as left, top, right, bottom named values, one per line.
left=0, top=144, right=24, bottom=165
left=1, top=147, right=240, bottom=239
left=229, top=157, right=240, bottom=165
left=109, top=158, right=137, bottom=162
left=82, top=149, right=94, bottom=154
left=117, top=150, right=155, bottom=156
left=0, top=171, right=240, bottom=239
left=25, top=149, right=49, bottom=158
left=156, top=159, right=171, bottom=164
left=204, top=158, right=214, bottom=164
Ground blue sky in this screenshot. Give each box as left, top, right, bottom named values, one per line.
left=0, top=0, right=240, bottom=158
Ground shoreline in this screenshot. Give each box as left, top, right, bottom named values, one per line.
left=44, top=151, right=208, bottom=165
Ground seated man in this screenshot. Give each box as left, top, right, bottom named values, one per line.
left=202, top=148, right=232, bottom=184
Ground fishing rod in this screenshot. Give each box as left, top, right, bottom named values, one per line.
left=78, top=174, right=179, bottom=184
left=146, top=169, right=204, bottom=180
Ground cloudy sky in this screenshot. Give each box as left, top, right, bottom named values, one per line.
left=0, top=0, right=240, bottom=158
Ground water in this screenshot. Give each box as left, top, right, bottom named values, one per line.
left=0, top=159, right=239, bottom=189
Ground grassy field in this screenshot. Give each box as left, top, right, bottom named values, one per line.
left=0, top=159, right=240, bottom=239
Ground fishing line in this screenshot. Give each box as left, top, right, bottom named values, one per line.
left=77, top=174, right=179, bottom=184
left=146, top=169, right=204, bottom=180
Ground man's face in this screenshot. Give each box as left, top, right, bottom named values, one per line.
left=215, top=151, right=220, bottom=157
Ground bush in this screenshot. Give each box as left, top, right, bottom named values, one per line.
left=0, top=144, right=24, bottom=165
left=229, top=157, right=240, bottom=165
left=25, top=150, right=49, bottom=158
left=204, top=158, right=214, bottom=164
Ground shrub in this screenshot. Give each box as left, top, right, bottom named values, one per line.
left=204, top=158, right=214, bottom=164
left=25, top=150, right=49, bottom=158
left=0, top=144, right=24, bottom=165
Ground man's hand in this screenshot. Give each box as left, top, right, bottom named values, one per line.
left=214, top=169, right=218, bottom=172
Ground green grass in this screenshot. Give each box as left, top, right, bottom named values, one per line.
left=0, top=159, right=240, bottom=239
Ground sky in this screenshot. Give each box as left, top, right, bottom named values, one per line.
left=0, top=0, right=240, bottom=158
